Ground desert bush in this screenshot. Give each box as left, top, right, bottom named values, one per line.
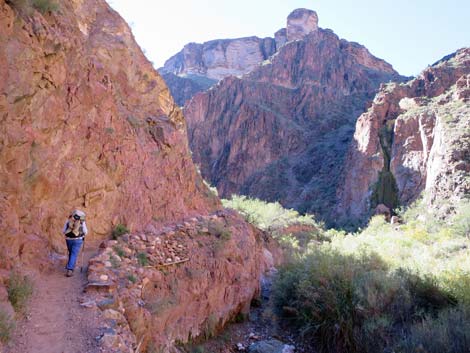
left=7, top=271, right=33, bottom=312
left=137, top=252, right=148, bottom=266
left=222, top=195, right=317, bottom=231
left=31, top=0, right=58, bottom=13
left=396, top=305, right=470, bottom=353
left=112, top=224, right=129, bottom=240
left=113, top=245, right=125, bottom=258
left=451, top=200, right=470, bottom=237
left=7, top=0, right=58, bottom=14
left=272, top=250, right=457, bottom=353
left=0, top=309, right=14, bottom=343
left=127, top=274, right=137, bottom=283
left=208, top=220, right=231, bottom=240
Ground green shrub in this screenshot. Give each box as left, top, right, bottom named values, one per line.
left=127, top=274, right=137, bottom=283
left=0, top=309, right=14, bottom=343
left=113, top=245, right=125, bottom=258
left=222, top=195, right=317, bottom=231
left=396, top=305, right=470, bottom=353
left=272, top=250, right=457, bottom=353
left=7, top=271, right=33, bottom=312
left=208, top=220, right=231, bottom=240
left=109, top=255, right=120, bottom=269
left=31, top=0, right=58, bottom=13
left=451, top=200, right=470, bottom=237
left=137, top=252, right=148, bottom=266
left=112, top=224, right=129, bottom=240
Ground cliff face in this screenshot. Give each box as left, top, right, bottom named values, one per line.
left=0, top=0, right=220, bottom=270
left=336, top=48, right=470, bottom=224
left=160, top=9, right=324, bottom=106
left=0, top=2, right=277, bottom=352
left=86, top=210, right=275, bottom=352
left=159, top=37, right=276, bottom=104
left=183, top=9, right=403, bottom=223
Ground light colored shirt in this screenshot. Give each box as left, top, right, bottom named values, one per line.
left=63, top=220, right=88, bottom=236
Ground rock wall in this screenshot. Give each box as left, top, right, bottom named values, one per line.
left=183, top=10, right=403, bottom=224
left=85, top=210, right=274, bottom=352
left=160, top=36, right=277, bottom=81
left=336, top=48, right=470, bottom=225
left=160, top=8, right=325, bottom=106
left=0, top=0, right=220, bottom=270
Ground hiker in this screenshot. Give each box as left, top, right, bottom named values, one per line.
left=62, top=209, right=87, bottom=277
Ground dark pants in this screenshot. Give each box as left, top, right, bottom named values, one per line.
left=66, top=238, right=83, bottom=271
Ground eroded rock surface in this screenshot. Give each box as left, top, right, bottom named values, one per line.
left=183, top=11, right=403, bottom=224
left=159, top=36, right=277, bottom=104
left=336, top=48, right=470, bottom=225
left=160, top=9, right=323, bottom=106
left=286, top=8, right=318, bottom=41
left=0, top=0, right=219, bottom=276
left=85, top=210, right=275, bottom=353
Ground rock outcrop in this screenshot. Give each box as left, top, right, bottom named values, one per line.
left=85, top=210, right=274, bottom=352
left=336, top=48, right=470, bottom=225
left=0, top=1, right=279, bottom=352
left=286, top=8, right=318, bottom=41
left=161, top=9, right=324, bottom=106
left=183, top=10, right=403, bottom=224
left=159, top=37, right=277, bottom=104
left=0, top=0, right=221, bottom=274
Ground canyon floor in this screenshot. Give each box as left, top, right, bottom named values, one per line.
left=5, top=241, right=104, bottom=353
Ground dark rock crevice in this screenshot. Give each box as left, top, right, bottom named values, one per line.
left=371, top=119, right=399, bottom=212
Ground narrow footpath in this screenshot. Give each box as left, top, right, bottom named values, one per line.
left=6, top=241, right=103, bottom=353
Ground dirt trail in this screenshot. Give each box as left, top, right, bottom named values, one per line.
left=6, top=240, right=104, bottom=353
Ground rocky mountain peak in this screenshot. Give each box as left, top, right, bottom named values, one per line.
left=286, top=8, right=319, bottom=41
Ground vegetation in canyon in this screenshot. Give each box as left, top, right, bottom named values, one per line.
left=225, top=195, right=470, bottom=353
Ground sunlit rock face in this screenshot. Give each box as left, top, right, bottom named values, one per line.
left=0, top=0, right=220, bottom=270
left=160, top=9, right=320, bottom=106
left=183, top=10, right=403, bottom=225
left=336, top=48, right=470, bottom=225
left=286, top=8, right=319, bottom=41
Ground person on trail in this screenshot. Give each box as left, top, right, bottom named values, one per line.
left=62, top=209, right=87, bottom=277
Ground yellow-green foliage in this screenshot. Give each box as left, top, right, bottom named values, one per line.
left=7, top=0, right=58, bottom=14
left=270, top=196, right=470, bottom=353
left=7, top=271, right=33, bottom=313
left=0, top=310, right=14, bottom=343
left=112, top=224, right=129, bottom=240
left=222, top=195, right=318, bottom=231
left=272, top=250, right=456, bottom=353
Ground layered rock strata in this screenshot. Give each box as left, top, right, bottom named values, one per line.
left=160, top=8, right=324, bottom=106
left=336, top=48, right=470, bottom=224
left=184, top=10, right=403, bottom=224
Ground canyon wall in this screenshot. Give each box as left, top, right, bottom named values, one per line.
left=183, top=9, right=403, bottom=224
left=0, top=0, right=222, bottom=271
left=336, top=48, right=470, bottom=225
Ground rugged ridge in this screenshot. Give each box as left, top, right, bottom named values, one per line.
left=0, top=2, right=275, bottom=351
left=160, top=8, right=324, bottom=106
left=336, top=48, right=470, bottom=225
left=159, top=37, right=277, bottom=105
left=183, top=9, right=404, bottom=223
left=0, top=0, right=220, bottom=269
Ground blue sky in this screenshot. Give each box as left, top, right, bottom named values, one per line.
left=107, top=0, right=469, bottom=76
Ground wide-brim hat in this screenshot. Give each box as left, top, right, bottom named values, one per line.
left=72, top=209, right=86, bottom=220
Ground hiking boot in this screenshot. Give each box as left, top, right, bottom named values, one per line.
left=66, top=269, right=73, bottom=277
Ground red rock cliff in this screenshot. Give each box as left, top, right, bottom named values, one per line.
left=0, top=0, right=220, bottom=269
left=336, top=48, right=470, bottom=224
left=183, top=9, right=403, bottom=224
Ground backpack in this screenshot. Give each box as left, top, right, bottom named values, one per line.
left=65, top=209, right=86, bottom=237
